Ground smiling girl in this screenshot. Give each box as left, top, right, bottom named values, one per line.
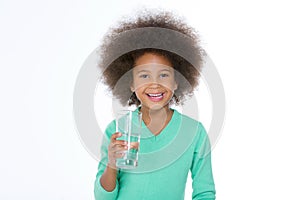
left=94, top=10, right=216, bottom=200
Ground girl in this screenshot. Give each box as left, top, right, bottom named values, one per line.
left=94, top=10, right=216, bottom=200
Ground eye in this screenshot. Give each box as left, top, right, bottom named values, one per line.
left=160, top=73, right=169, bottom=78
left=139, top=74, right=149, bottom=79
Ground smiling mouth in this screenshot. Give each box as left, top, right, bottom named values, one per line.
left=147, top=93, right=163, bottom=97
left=146, top=93, right=164, bottom=101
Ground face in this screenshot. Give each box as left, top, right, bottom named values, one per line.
left=131, top=53, right=178, bottom=111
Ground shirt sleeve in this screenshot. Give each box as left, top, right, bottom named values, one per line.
left=94, top=121, right=119, bottom=200
left=191, top=123, right=216, bottom=200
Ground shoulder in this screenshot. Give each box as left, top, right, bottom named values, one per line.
left=174, top=109, right=210, bottom=151
left=103, top=120, right=116, bottom=139
left=174, top=109, right=206, bottom=134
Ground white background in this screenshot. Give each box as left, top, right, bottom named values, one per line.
left=1, top=0, right=300, bottom=199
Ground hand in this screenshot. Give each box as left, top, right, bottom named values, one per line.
left=107, top=132, right=128, bottom=169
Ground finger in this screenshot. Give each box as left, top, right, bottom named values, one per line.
left=113, top=140, right=128, bottom=146
left=130, top=142, right=139, bottom=149
left=110, top=132, right=122, bottom=142
left=109, top=141, right=127, bottom=151
left=111, top=144, right=128, bottom=152
left=114, top=151, right=126, bottom=159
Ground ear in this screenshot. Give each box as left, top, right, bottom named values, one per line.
left=130, top=82, right=135, bottom=92
left=174, top=81, right=178, bottom=91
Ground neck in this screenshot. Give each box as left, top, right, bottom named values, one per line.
left=140, top=106, right=173, bottom=135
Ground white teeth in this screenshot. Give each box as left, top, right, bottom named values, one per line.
left=148, top=93, right=163, bottom=97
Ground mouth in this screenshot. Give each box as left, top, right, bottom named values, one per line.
left=146, top=93, right=165, bottom=102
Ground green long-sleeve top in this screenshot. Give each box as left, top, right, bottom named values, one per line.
left=94, top=109, right=216, bottom=200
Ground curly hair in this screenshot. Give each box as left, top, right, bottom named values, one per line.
left=98, top=10, right=204, bottom=106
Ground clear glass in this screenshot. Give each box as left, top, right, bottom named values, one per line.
left=115, top=110, right=142, bottom=169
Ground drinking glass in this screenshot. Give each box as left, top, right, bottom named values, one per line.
left=115, top=110, right=142, bottom=169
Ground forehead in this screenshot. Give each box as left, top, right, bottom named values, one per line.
left=133, top=53, right=173, bottom=73
left=133, top=63, right=174, bottom=73
left=135, top=53, right=172, bottom=66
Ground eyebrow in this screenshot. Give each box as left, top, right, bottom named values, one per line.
left=159, top=69, right=172, bottom=72
left=135, top=69, right=172, bottom=74
left=136, top=69, right=150, bottom=74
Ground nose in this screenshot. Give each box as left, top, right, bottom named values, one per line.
left=140, top=78, right=160, bottom=90
left=148, top=81, right=160, bottom=88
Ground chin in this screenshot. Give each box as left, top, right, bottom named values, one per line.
left=142, top=103, right=170, bottom=111
left=149, top=105, right=164, bottom=110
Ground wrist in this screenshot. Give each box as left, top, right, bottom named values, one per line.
left=106, top=164, right=118, bottom=174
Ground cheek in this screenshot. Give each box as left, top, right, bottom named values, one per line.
left=132, top=81, right=149, bottom=91
left=161, top=80, right=177, bottom=91
left=134, top=88, right=145, bottom=101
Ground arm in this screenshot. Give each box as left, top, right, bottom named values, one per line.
left=94, top=122, right=127, bottom=200
left=100, top=165, right=118, bottom=192
left=100, top=132, right=126, bottom=191
left=191, top=125, right=216, bottom=200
